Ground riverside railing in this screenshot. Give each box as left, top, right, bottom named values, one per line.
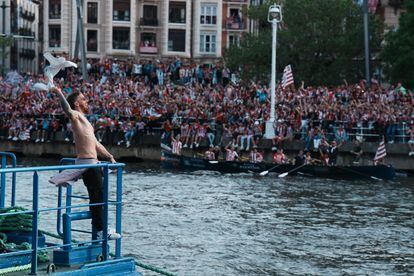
left=0, top=159, right=125, bottom=275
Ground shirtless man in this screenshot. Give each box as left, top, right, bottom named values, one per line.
left=49, top=87, right=120, bottom=240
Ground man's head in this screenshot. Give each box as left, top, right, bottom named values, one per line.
left=67, top=92, right=88, bottom=113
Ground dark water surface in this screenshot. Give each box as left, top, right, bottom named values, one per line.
left=8, top=158, right=414, bottom=275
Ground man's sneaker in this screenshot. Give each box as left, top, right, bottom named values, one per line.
left=97, top=229, right=121, bottom=240
left=64, top=137, right=70, bottom=142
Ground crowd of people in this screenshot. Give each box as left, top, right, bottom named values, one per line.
left=1, top=57, right=413, bottom=162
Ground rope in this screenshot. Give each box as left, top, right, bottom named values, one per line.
left=0, top=207, right=49, bottom=263
left=135, top=260, right=177, bottom=276
left=0, top=264, right=31, bottom=275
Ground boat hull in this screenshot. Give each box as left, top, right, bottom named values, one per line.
left=160, top=151, right=396, bottom=180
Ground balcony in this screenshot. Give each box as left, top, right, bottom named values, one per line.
left=18, top=28, right=35, bottom=38
left=139, top=45, right=157, bottom=54
left=225, top=18, right=244, bottom=30
left=19, top=49, right=36, bottom=59
left=20, top=8, right=36, bottom=21
left=49, top=40, right=61, bottom=48
left=49, top=11, right=61, bottom=19
left=140, top=18, right=158, bottom=26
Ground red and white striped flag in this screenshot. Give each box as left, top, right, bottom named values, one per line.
left=281, top=65, right=294, bottom=89
left=374, top=139, right=386, bottom=161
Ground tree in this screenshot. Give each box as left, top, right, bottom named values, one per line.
left=224, top=0, right=382, bottom=86
left=381, top=1, right=414, bottom=88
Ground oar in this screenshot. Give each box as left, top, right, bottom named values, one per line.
left=337, top=166, right=382, bottom=181
left=278, top=163, right=308, bottom=178
left=259, top=164, right=284, bottom=176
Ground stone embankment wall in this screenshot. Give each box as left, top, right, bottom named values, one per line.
left=1, top=136, right=413, bottom=171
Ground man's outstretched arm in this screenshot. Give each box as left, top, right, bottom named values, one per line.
left=49, top=87, right=77, bottom=120
left=96, top=140, right=116, bottom=163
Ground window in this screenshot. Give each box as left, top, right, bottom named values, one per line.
left=168, top=29, right=185, bottom=52
left=229, top=35, right=240, bottom=47
left=169, top=2, right=186, bottom=23
left=49, top=0, right=61, bottom=19
left=141, top=5, right=158, bottom=26
left=87, top=30, right=98, bottom=51
left=140, top=33, right=157, bottom=53
left=140, top=33, right=156, bottom=47
left=113, top=0, right=130, bottom=21
left=87, top=2, right=98, bottom=24
left=200, top=33, right=216, bottom=53
left=112, top=27, right=130, bottom=49
left=200, top=5, right=217, bottom=25
left=49, top=25, right=61, bottom=47
left=226, top=8, right=243, bottom=29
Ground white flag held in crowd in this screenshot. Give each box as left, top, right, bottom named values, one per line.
left=374, top=139, right=386, bottom=161
left=281, top=64, right=294, bottom=89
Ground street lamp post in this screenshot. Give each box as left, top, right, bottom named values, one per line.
left=264, top=4, right=282, bottom=139
left=1, top=1, right=10, bottom=76
left=363, top=0, right=371, bottom=87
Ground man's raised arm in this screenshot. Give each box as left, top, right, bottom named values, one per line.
left=49, top=87, right=76, bottom=120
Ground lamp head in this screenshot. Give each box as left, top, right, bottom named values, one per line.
left=268, top=4, right=282, bottom=23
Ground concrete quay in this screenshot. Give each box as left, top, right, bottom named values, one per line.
left=1, top=136, right=413, bottom=171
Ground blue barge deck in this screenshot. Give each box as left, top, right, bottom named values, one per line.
left=0, top=151, right=140, bottom=275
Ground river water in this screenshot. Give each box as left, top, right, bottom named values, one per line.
left=6, top=158, right=414, bottom=275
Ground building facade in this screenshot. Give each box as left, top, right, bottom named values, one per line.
left=42, top=0, right=250, bottom=61
left=0, top=0, right=40, bottom=74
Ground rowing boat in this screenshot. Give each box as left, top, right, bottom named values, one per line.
left=160, top=151, right=396, bottom=180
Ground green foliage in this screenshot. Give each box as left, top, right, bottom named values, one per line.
left=381, top=1, right=414, bottom=88
left=224, top=0, right=382, bottom=86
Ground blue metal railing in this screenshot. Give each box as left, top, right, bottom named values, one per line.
left=0, top=152, right=17, bottom=208
left=0, top=161, right=125, bottom=275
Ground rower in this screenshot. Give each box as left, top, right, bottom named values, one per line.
left=171, top=134, right=182, bottom=156
left=204, top=147, right=216, bottom=161
left=225, top=145, right=239, bottom=161
left=320, top=150, right=330, bottom=166
left=294, top=150, right=305, bottom=165
left=328, top=140, right=341, bottom=165
left=304, top=150, right=321, bottom=165
left=350, top=140, right=363, bottom=164
left=273, top=148, right=288, bottom=164
left=250, top=147, right=263, bottom=163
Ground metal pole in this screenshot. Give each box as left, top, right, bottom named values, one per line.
left=76, top=0, right=88, bottom=80
left=264, top=20, right=277, bottom=139
left=363, top=0, right=371, bottom=87
left=1, top=1, right=8, bottom=76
